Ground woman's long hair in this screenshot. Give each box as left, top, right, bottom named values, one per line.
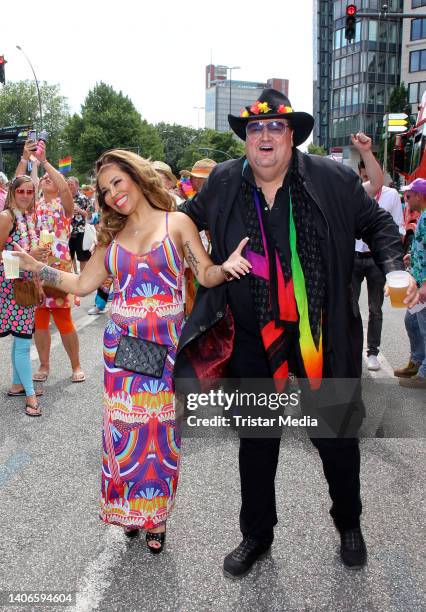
left=4, top=176, right=36, bottom=223
left=95, top=150, right=174, bottom=247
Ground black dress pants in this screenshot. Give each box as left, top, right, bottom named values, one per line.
left=239, top=436, right=362, bottom=540
left=352, top=254, right=386, bottom=356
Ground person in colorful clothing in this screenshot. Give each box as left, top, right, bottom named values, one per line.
left=394, top=178, right=426, bottom=389
left=0, top=172, right=8, bottom=212
left=178, top=159, right=217, bottom=316
left=176, top=88, right=419, bottom=578
left=0, top=175, right=49, bottom=416
left=14, top=149, right=249, bottom=552
left=67, top=176, right=93, bottom=272
left=15, top=140, right=85, bottom=383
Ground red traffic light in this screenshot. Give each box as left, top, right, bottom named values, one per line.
left=346, top=4, right=357, bottom=16
left=0, top=56, right=5, bottom=65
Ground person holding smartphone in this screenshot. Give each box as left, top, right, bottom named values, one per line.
left=15, top=139, right=86, bottom=384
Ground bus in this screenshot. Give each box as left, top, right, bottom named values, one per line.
left=393, top=92, right=426, bottom=252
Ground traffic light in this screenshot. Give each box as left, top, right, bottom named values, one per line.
left=345, top=4, right=357, bottom=42
left=0, top=56, right=6, bottom=85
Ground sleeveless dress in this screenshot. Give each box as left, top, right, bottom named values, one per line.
left=100, top=213, right=185, bottom=530
left=0, top=220, right=36, bottom=339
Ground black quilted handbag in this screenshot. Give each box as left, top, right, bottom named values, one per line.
left=114, top=335, right=168, bottom=378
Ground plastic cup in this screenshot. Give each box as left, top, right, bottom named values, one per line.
left=386, top=271, right=410, bottom=308
left=2, top=250, right=20, bottom=279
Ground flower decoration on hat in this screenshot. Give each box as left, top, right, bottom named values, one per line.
left=240, top=100, right=293, bottom=117
left=277, top=104, right=293, bottom=114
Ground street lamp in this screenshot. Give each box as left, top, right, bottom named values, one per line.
left=226, top=66, right=241, bottom=115
left=197, top=146, right=232, bottom=160
left=193, top=106, right=205, bottom=130
left=16, top=45, right=43, bottom=129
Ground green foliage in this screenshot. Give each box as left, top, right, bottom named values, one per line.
left=156, top=123, right=199, bottom=176
left=378, top=83, right=412, bottom=175
left=0, top=80, right=69, bottom=171
left=176, top=129, right=245, bottom=171
left=307, top=143, right=327, bottom=156
left=64, top=83, right=164, bottom=179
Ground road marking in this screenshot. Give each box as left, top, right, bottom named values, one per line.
left=72, top=527, right=125, bottom=612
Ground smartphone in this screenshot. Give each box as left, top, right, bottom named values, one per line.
left=28, top=129, right=36, bottom=142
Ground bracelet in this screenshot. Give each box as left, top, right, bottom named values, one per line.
left=220, top=264, right=233, bottom=282
left=21, top=157, right=29, bottom=163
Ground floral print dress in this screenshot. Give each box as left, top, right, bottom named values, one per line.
left=35, top=198, right=72, bottom=308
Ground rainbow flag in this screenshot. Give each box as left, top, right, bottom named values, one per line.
left=58, top=156, right=72, bottom=174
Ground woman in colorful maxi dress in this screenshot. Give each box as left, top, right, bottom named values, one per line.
left=14, top=149, right=251, bottom=553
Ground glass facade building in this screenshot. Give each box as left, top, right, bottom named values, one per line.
left=331, top=0, right=403, bottom=149
left=205, top=68, right=289, bottom=132
left=205, top=81, right=266, bottom=132
left=314, top=0, right=403, bottom=153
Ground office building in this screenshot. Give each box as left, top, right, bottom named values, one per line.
left=205, top=65, right=289, bottom=132
left=313, top=1, right=403, bottom=162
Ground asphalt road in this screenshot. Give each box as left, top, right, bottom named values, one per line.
left=0, top=290, right=424, bottom=612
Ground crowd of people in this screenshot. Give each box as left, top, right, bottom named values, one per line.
left=1, top=87, right=424, bottom=576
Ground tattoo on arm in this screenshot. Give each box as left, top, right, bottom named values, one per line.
left=183, top=241, right=200, bottom=275
left=206, top=266, right=227, bottom=283
left=39, top=265, right=62, bottom=286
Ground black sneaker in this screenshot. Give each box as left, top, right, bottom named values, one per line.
left=223, top=536, right=272, bottom=579
left=340, top=527, right=367, bottom=569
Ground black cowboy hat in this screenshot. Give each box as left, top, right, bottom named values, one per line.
left=228, top=88, right=314, bottom=147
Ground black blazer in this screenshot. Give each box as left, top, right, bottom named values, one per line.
left=175, top=151, right=404, bottom=381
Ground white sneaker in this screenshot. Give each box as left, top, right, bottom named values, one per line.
left=88, top=306, right=105, bottom=315
left=367, top=355, right=381, bottom=371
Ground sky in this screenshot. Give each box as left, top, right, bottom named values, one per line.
left=2, top=0, right=314, bottom=133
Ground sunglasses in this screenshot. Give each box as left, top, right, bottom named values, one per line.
left=246, top=120, right=290, bottom=137
left=15, top=188, right=35, bottom=195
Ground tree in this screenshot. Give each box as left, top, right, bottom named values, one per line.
left=177, top=129, right=245, bottom=171
left=307, top=143, right=327, bottom=156
left=64, top=83, right=164, bottom=178
left=156, top=123, right=199, bottom=176
left=378, top=83, right=412, bottom=175
left=0, top=80, right=69, bottom=172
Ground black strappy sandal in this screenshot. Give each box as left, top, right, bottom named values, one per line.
left=145, top=527, right=166, bottom=554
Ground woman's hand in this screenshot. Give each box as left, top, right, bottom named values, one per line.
left=34, top=140, right=46, bottom=163
left=22, top=138, right=37, bottom=161
left=221, top=237, right=252, bottom=280
left=12, top=243, right=44, bottom=273
left=29, top=246, right=50, bottom=263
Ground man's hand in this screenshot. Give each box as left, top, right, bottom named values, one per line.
left=350, top=132, right=372, bottom=154
left=385, top=273, right=419, bottom=308
left=418, top=283, right=426, bottom=304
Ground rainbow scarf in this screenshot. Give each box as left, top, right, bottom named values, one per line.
left=245, top=188, right=323, bottom=390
